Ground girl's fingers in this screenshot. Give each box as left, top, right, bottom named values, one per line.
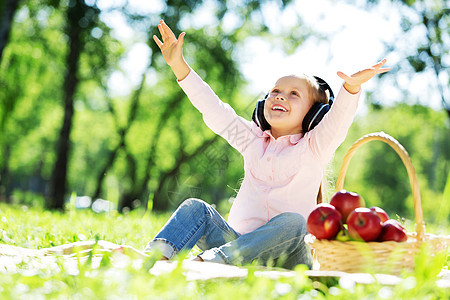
left=376, top=70, right=390, bottom=75
left=157, top=23, right=165, bottom=40
left=157, top=22, right=168, bottom=41
left=373, top=59, right=387, bottom=70
left=375, top=58, right=387, bottom=65
left=159, top=22, right=168, bottom=40
left=337, top=71, right=351, bottom=81
left=178, top=32, right=185, bottom=47
left=153, top=35, right=163, bottom=48
left=377, top=67, right=390, bottom=74
left=156, top=19, right=183, bottom=46
left=160, top=20, right=176, bottom=40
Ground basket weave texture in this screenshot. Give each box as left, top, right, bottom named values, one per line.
left=305, top=132, right=450, bottom=274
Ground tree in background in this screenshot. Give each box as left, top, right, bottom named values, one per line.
left=49, top=0, right=121, bottom=210
left=0, top=0, right=20, bottom=201
left=0, top=0, right=68, bottom=203
left=359, top=0, right=449, bottom=117
left=0, top=0, right=120, bottom=208
left=0, top=0, right=20, bottom=62
left=48, top=0, right=88, bottom=209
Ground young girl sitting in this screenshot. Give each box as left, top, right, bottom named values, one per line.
left=144, top=20, right=390, bottom=269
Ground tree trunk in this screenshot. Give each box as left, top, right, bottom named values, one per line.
left=0, top=0, right=20, bottom=63
left=152, top=167, right=180, bottom=211
left=0, top=145, right=11, bottom=202
left=47, top=1, right=84, bottom=210
left=92, top=135, right=124, bottom=200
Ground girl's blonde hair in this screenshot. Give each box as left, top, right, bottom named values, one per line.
left=299, top=73, right=329, bottom=106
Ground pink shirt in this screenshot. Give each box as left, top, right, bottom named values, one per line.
left=178, top=70, right=361, bottom=235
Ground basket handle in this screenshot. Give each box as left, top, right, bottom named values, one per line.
left=335, top=132, right=425, bottom=240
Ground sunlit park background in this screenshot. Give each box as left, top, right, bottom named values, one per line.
left=0, top=0, right=449, bottom=297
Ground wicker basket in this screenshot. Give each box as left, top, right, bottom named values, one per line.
left=305, top=132, right=450, bottom=274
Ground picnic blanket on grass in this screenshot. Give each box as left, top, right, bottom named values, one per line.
left=1, top=242, right=448, bottom=287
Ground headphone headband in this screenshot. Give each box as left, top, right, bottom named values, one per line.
left=313, top=76, right=334, bottom=103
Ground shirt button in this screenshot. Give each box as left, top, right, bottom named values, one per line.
left=267, top=157, right=271, bottom=162
left=268, top=176, right=272, bottom=181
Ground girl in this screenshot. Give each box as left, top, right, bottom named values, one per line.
left=144, top=20, right=389, bottom=269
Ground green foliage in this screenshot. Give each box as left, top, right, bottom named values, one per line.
left=354, top=0, right=449, bottom=114
left=0, top=0, right=123, bottom=205
left=0, top=1, right=67, bottom=200
left=1, top=0, right=448, bottom=217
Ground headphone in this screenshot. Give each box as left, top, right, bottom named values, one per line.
left=252, top=76, right=334, bottom=133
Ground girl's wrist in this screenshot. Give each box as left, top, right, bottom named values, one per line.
left=168, top=57, right=185, bottom=68
left=343, top=82, right=361, bottom=94
left=171, top=58, right=190, bottom=81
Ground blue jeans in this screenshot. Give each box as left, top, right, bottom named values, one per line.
left=144, top=198, right=312, bottom=270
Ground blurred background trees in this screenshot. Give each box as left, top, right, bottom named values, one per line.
left=0, top=0, right=448, bottom=226
left=355, top=0, right=449, bottom=116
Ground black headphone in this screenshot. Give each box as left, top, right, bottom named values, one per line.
left=252, top=76, right=334, bottom=133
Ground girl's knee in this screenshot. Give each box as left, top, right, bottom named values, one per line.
left=275, top=212, right=307, bottom=234
left=169, top=198, right=210, bottom=228
left=179, top=198, right=208, bottom=213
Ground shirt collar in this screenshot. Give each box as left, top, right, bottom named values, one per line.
left=260, top=129, right=303, bottom=145
left=288, top=132, right=303, bottom=144
left=250, top=122, right=304, bottom=144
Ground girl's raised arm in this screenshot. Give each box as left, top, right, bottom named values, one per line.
left=153, top=20, right=254, bottom=155
left=153, top=20, right=190, bottom=81
left=308, top=59, right=390, bottom=162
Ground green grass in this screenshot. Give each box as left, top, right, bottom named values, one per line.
left=0, top=203, right=168, bottom=250
left=0, top=203, right=448, bottom=299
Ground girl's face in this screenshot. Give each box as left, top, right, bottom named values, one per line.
left=264, top=75, right=314, bottom=138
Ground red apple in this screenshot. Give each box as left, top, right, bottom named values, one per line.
left=347, top=208, right=382, bottom=242
left=330, top=190, right=365, bottom=223
left=307, top=203, right=343, bottom=240
left=378, top=219, right=407, bottom=242
left=369, top=206, right=390, bottom=223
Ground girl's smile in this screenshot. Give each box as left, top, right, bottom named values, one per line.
left=271, top=104, right=288, bottom=112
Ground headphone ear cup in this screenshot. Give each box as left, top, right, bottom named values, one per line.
left=302, top=103, right=331, bottom=132
left=252, top=100, right=271, bottom=131
left=252, top=104, right=258, bottom=124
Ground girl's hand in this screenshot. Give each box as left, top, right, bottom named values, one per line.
left=153, top=20, right=185, bottom=66
left=337, top=59, right=390, bottom=94
left=153, top=20, right=190, bottom=81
